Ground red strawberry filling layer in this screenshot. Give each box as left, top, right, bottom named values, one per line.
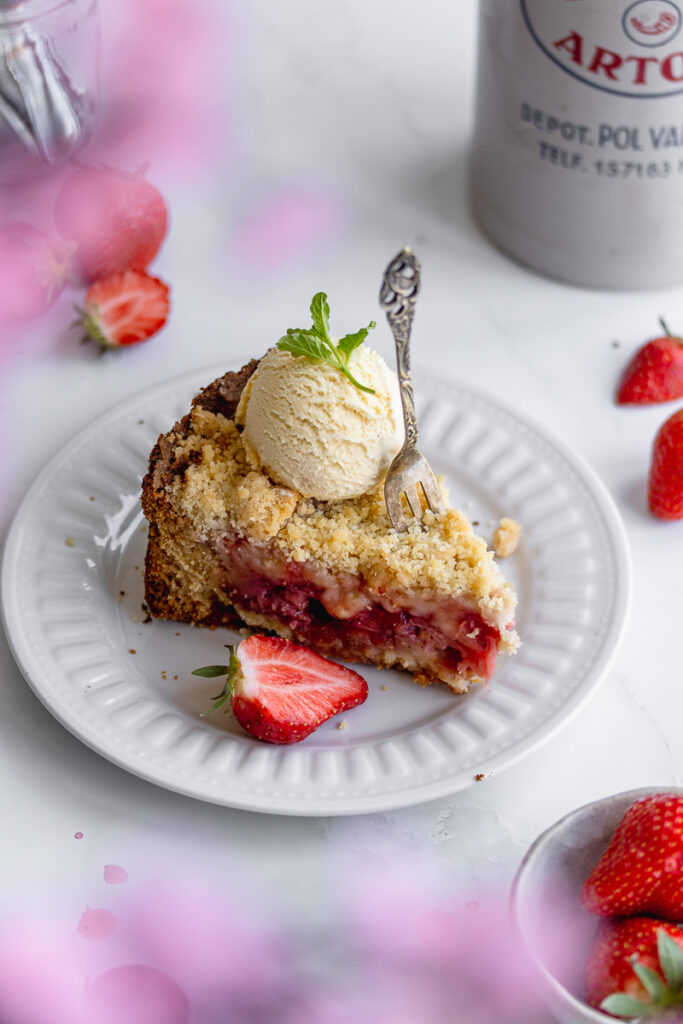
left=219, top=538, right=501, bottom=686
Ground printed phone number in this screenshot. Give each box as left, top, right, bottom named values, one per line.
left=594, top=159, right=674, bottom=177
left=537, top=141, right=679, bottom=177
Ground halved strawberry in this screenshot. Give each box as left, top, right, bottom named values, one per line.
left=192, top=635, right=368, bottom=744
left=582, top=793, right=683, bottom=919
left=79, top=269, right=170, bottom=348
left=585, top=917, right=683, bottom=1018
left=55, top=166, right=168, bottom=285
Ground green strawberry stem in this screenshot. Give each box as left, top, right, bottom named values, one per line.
left=601, top=931, right=683, bottom=1020
left=192, top=644, right=240, bottom=715
left=658, top=317, right=681, bottom=342
left=74, top=302, right=118, bottom=351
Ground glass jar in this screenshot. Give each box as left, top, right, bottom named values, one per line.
left=471, top=0, right=683, bottom=289
left=0, top=0, right=99, bottom=181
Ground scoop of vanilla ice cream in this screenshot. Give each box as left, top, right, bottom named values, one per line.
left=235, top=346, right=405, bottom=501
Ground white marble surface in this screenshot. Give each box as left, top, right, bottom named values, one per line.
left=0, top=1, right=681, bottom=1019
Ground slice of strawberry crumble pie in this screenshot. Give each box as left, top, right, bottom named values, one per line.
left=142, top=353, right=518, bottom=694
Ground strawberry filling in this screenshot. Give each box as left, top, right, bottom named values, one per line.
left=218, top=537, right=501, bottom=686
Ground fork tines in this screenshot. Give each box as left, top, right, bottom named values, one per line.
left=384, top=448, right=443, bottom=531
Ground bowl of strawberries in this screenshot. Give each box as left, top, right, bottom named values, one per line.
left=511, top=788, right=683, bottom=1024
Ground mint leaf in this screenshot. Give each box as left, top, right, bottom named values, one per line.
left=337, top=321, right=376, bottom=362
left=658, top=930, right=683, bottom=991
left=191, top=665, right=230, bottom=678
left=310, top=292, right=331, bottom=342
left=600, top=993, right=652, bottom=1018
left=278, top=331, right=335, bottom=362
left=276, top=294, right=376, bottom=394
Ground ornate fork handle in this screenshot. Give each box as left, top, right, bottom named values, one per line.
left=379, top=247, right=420, bottom=450
left=380, top=248, right=443, bottom=530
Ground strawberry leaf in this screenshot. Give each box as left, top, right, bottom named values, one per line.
left=194, top=646, right=241, bottom=715
left=309, top=292, right=331, bottom=342
left=203, top=678, right=231, bottom=715
left=632, top=961, right=668, bottom=1001
left=337, top=321, right=376, bottom=363
left=278, top=330, right=335, bottom=363
left=601, top=993, right=652, bottom=1018
left=658, top=930, right=683, bottom=991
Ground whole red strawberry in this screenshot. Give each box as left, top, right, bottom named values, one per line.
left=54, top=165, right=168, bottom=284
left=585, top=917, right=683, bottom=1017
left=79, top=269, right=170, bottom=349
left=192, top=635, right=368, bottom=744
left=649, top=410, right=683, bottom=521
left=617, top=320, right=683, bottom=405
left=582, top=794, right=683, bottom=919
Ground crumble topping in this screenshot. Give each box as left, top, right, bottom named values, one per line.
left=493, top=518, right=522, bottom=559
left=173, top=408, right=298, bottom=542
left=167, top=406, right=518, bottom=640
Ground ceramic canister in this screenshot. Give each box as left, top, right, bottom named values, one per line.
left=471, top=0, right=683, bottom=289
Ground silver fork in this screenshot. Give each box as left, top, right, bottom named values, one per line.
left=380, top=247, right=444, bottom=531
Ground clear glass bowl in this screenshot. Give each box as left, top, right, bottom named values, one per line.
left=0, top=0, right=99, bottom=180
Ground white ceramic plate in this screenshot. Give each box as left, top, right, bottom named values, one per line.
left=1, top=367, right=631, bottom=815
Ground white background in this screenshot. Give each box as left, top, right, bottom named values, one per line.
left=1, top=2, right=681, bottom=1019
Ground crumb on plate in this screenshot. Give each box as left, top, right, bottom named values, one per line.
left=492, top=518, right=522, bottom=559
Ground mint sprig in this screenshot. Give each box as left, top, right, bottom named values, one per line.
left=277, top=292, right=376, bottom=394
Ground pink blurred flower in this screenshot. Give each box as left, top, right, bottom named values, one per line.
left=342, top=857, right=558, bottom=1024
left=86, top=965, right=189, bottom=1024
left=234, top=188, right=344, bottom=272
left=113, top=882, right=288, bottom=997
left=78, top=908, right=118, bottom=943
left=0, top=222, right=68, bottom=324
left=0, top=861, right=569, bottom=1024
left=0, top=924, right=87, bottom=1024
left=94, top=0, right=229, bottom=177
